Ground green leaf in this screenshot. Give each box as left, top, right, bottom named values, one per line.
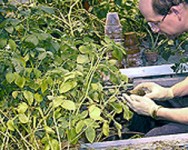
left=112, top=48, right=123, bottom=61
left=102, top=122, right=109, bottom=136
left=52, top=97, right=64, bottom=108
left=33, top=68, right=42, bottom=78
left=67, top=128, right=78, bottom=144
left=17, top=102, right=28, bottom=114
left=110, top=102, right=122, bottom=114
left=34, top=93, right=43, bottom=103
left=79, top=110, right=88, bottom=119
left=18, top=113, right=29, bottom=124
left=6, top=72, right=15, bottom=83
left=91, top=83, right=103, bottom=92
left=25, top=34, right=39, bottom=46
left=64, top=72, right=76, bottom=82
left=5, top=26, right=14, bottom=33
left=89, top=105, right=101, bottom=120
left=114, top=121, right=122, bottom=130
left=62, top=100, right=76, bottom=111
left=79, top=45, right=90, bottom=54
left=23, top=90, right=34, bottom=106
left=59, top=80, right=77, bottom=93
left=77, top=54, right=90, bottom=64
left=15, top=75, right=26, bottom=88
left=29, top=82, right=40, bottom=91
left=12, top=91, right=19, bottom=99
left=40, top=6, right=55, bottom=14
left=37, top=33, right=51, bottom=41
left=51, top=41, right=60, bottom=51
left=123, top=105, right=133, bottom=120
left=41, top=80, right=48, bottom=93
left=46, top=77, right=53, bottom=86
left=38, top=51, right=47, bottom=60
left=51, top=139, right=59, bottom=150
left=9, top=39, right=17, bottom=51
left=0, top=38, right=7, bottom=48
left=85, top=127, right=96, bottom=143
left=7, top=120, right=15, bottom=131
left=114, top=0, right=122, bottom=6
left=76, top=120, right=85, bottom=133
left=44, top=125, right=55, bottom=134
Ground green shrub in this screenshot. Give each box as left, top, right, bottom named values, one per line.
left=0, top=1, right=132, bottom=149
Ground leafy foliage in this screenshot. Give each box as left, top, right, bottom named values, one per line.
left=0, top=0, right=133, bottom=149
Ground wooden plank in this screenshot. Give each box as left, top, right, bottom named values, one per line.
left=81, top=133, right=188, bottom=150
left=133, top=76, right=187, bottom=87
left=120, top=64, right=188, bottom=78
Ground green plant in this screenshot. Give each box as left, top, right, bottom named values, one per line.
left=0, top=1, right=132, bottom=149
left=143, top=27, right=168, bottom=53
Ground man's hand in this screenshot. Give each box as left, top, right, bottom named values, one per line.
left=123, top=94, right=160, bottom=117
left=134, top=82, right=174, bottom=101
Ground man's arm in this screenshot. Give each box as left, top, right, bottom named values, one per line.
left=157, top=107, right=188, bottom=125
left=171, top=77, right=188, bottom=97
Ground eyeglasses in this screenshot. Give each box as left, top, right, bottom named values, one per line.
left=148, top=13, right=169, bottom=32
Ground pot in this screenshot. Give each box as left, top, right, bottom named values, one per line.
left=144, top=50, right=158, bottom=65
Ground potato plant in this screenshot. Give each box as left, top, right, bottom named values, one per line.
left=0, top=0, right=133, bottom=149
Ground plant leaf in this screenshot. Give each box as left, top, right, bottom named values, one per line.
left=61, top=100, right=76, bottom=111
left=59, top=80, right=77, bottom=93
left=0, top=38, right=7, bottom=48
left=76, top=120, right=85, bottom=133
left=79, top=45, right=90, bottom=54
left=85, top=127, right=96, bottom=143
left=18, top=113, right=29, bottom=124
left=89, top=105, right=101, bottom=120
left=44, top=125, right=55, bottom=134
left=15, top=75, right=26, bottom=88
left=12, top=91, right=19, bottom=99
left=41, top=80, right=48, bottom=93
left=34, top=93, right=43, bottom=103
left=9, top=39, right=17, bottom=51
left=25, top=34, right=39, bottom=46
left=17, top=102, right=28, bottom=114
left=23, top=90, right=34, bottom=106
left=102, top=122, right=109, bottom=136
left=7, top=120, right=15, bottom=131
left=6, top=72, right=15, bottom=83
left=77, top=54, right=90, bottom=64
left=52, top=97, right=64, bottom=108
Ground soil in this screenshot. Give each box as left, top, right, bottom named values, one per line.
left=104, top=139, right=188, bottom=150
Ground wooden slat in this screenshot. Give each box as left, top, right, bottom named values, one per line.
left=133, top=76, right=187, bottom=87
left=120, top=64, right=188, bottom=78
left=81, top=133, right=188, bottom=150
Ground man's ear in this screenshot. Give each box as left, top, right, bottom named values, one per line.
left=170, top=4, right=183, bottom=21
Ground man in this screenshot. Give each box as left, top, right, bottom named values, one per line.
left=124, top=0, right=188, bottom=136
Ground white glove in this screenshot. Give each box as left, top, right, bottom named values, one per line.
left=134, top=82, right=174, bottom=101
left=123, top=94, right=162, bottom=118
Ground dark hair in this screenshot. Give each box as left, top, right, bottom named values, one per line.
left=152, top=0, right=188, bottom=15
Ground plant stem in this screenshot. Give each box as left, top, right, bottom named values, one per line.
left=76, top=47, right=107, bottom=115
left=68, top=0, right=80, bottom=36
left=53, top=110, right=62, bottom=150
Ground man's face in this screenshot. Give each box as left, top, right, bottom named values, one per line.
left=139, top=0, right=185, bottom=37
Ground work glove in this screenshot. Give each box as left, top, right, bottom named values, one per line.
left=123, top=94, right=162, bottom=119
left=133, top=82, right=174, bottom=101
